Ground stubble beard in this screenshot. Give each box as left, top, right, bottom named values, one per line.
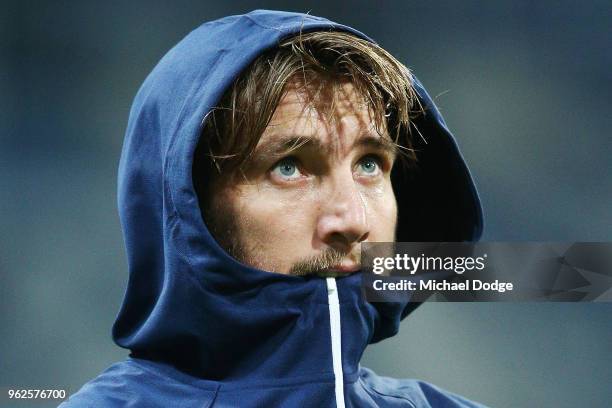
left=205, top=202, right=360, bottom=277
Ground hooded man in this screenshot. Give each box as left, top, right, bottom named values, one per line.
left=61, top=9, right=484, bottom=408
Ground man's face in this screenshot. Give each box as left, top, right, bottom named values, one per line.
left=205, top=81, right=398, bottom=276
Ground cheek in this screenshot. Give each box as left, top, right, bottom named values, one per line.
left=241, top=187, right=313, bottom=230
left=234, top=186, right=317, bottom=262
left=362, top=183, right=397, bottom=241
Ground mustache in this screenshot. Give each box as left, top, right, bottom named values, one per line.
left=288, top=247, right=361, bottom=276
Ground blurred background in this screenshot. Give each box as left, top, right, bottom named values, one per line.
left=1, top=1, right=610, bottom=407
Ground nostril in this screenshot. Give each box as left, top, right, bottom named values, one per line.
left=329, top=229, right=369, bottom=250
left=328, top=232, right=352, bottom=252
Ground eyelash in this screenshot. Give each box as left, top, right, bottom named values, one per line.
left=269, top=154, right=389, bottom=181
left=269, top=156, right=304, bottom=182
left=357, top=154, right=390, bottom=179
left=359, top=154, right=384, bottom=168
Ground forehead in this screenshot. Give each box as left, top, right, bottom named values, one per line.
left=261, top=81, right=387, bottom=145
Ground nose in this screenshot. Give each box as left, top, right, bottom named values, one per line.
left=316, top=172, right=370, bottom=252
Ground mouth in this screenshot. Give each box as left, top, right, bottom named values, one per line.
left=316, top=261, right=361, bottom=278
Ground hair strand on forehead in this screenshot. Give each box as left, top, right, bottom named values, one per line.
left=197, top=30, right=424, bottom=182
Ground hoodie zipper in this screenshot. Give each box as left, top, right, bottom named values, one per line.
left=326, top=277, right=345, bottom=408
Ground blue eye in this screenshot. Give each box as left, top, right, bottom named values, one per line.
left=279, top=160, right=296, bottom=176
left=358, top=156, right=380, bottom=175
left=272, top=157, right=302, bottom=180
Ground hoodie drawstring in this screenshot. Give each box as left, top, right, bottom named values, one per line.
left=326, top=277, right=345, bottom=408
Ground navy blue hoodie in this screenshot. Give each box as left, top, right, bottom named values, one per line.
left=60, top=9, right=485, bottom=408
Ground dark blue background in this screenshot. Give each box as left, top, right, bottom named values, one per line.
left=1, top=1, right=610, bottom=407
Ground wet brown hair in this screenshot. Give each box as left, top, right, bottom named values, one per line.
left=194, top=30, right=423, bottom=185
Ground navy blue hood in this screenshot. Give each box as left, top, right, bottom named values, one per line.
left=112, top=9, right=483, bottom=382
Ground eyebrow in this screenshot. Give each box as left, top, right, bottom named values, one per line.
left=253, top=133, right=398, bottom=160
left=354, top=135, right=398, bottom=156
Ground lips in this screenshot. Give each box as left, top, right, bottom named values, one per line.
left=326, top=261, right=361, bottom=274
